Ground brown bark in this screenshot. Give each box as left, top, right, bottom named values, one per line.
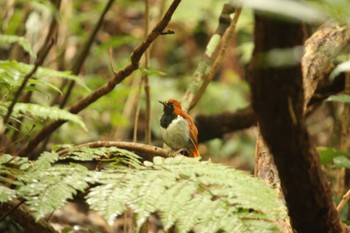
left=0, top=200, right=57, bottom=233
left=249, top=13, right=343, bottom=233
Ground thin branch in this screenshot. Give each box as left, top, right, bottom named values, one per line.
left=182, top=3, right=236, bottom=112
left=189, top=7, right=242, bottom=111
left=0, top=200, right=57, bottom=233
left=58, top=141, right=172, bottom=161
left=58, top=0, right=115, bottom=108
left=133, top=77, right=143, bottom=143
left=109, top=47, right=118, bottom=74
left=143, top=0, right=151, bottom=145
left=20, top=0, right=182, bottom=158
left=337, top=188, right=350, bottom=213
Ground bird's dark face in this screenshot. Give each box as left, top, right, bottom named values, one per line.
left=159, top=101, right=174, bottom=115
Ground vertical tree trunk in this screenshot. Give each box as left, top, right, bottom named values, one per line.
left=249, top=13, right=343, bottom=232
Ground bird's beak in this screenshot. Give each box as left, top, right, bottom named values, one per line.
left=159, top=100, right=166, bottom=106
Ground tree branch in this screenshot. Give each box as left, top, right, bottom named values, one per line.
left=0, top=200, right=57, bottom=233
left=58, top=141, right=171, bottom=161
left=58, top=0, right=115, bottom=108
left=20, top=0, right=182, bottom=158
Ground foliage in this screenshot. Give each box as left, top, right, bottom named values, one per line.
left=0, top=35, right=36, bottom=58
left=318, top=147, right=350, bottom=168
left=0, top=60, right=89, bottom=94
left=0, top=102, right=87, bottom=130
left=0, top=149, right=286, bottom=232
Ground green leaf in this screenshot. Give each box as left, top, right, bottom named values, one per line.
left=0, top=186, right=16, bottom=202
left=17, top=164, right=91, bottom=220
left=329, top=60, right=350, bottom=80
left=139, top=67, right=166, bottom=76
left=0, top=60, right=89, bottom=92
left=87, top=156, right=286, bottom=232
left=0, top=35, right=36, bottom=58
left=333, top=156, right=350, bottom=169
left=58, top=146, right=142, bottom=168
left=234, top=0, right=327, bottom=23
left=317, top=147, right=350, bottom=165
left=326, top=94, right=350, bottom=103
left=0, top=103, right=87, bottom=131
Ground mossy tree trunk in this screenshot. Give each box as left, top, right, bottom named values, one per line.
left=249, top=13, right=343, bottom=232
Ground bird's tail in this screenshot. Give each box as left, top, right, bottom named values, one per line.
left=190, top=145, right=200, bottom=158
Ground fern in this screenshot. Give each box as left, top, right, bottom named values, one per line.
left=0, top=102, right=87, bottom=131
left=17, top=164, right=91, bottom=220
left=57, top=146, right=142, bottom=168
left=0, top=35, right=36, bottom=58
left=87, top=156, right=287, bottom=232
left=0, top=150, right=286, bottom=232
left=0, top=60, right=89, bottom=93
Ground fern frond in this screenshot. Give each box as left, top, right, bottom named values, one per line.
left=0, top=35, right=36, bottom=58
left=0, top=102, right=87, bottom=131
left=59, top=146, right=142, bottom=168
left=17, top=164, right=91, bottom=220
left=0, top=186, right=17, bottom=202
left=0, top=60, right=89, bottom=92
left=87, top=156, right=286, bottom=232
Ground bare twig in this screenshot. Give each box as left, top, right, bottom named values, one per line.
left=143, top=0, right=151, bottom=145
left=58, top=141, right=172, bottom=161
left=58, top=0, right=115, bottom=108
left=189, top=7, right=242, bottom=111
left=182, top=3, right=236, bottom=112
left=20, top=0, right=182, bottom=158
left=337, top=188, right=350, bottom=213
left=109, top=47, right=118, bottom=74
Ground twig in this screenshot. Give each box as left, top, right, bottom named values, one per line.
left=143, top=0, right=151, bottom=145
left=20, top=0, right=182, bottom=158
left=109, top=47, right=118, bottom=74
left=182, top=3, right=236, bottom=112
left=57, top=141, right=172, bottom=161
left=189, top=7, right=242, bottom=111
left=337, top=188, right=350, bottom=213
left=133, top=77, right=143, bottom=143
left=58, top=0, right=115, bottom=108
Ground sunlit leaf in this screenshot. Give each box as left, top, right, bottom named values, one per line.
left=233, top=0, right=327, bottom=23
left=326, top=94, right=350, bottom=103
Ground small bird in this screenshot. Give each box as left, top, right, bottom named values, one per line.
left=159, top=99, right=200, bottom=158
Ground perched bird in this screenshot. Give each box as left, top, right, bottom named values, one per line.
left=159, top=99, right=200, bottom=158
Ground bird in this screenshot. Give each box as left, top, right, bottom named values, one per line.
left=159, top=99, right=200, bottom=158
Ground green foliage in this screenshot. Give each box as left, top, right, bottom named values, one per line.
left=0, top=60, right=89, bottom=94
left=0, top=102, right=87, bottom=130
left=326, top=94, right=350, bottom=103
left=87, top=156, right=286, bottom=232
left=0, top=149, right=286, bottom=232
left=0, top=35, right=36, bottom=58
left=318, top=147, right=350, bottom=167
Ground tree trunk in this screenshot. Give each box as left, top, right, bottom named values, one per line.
left=249, top=13, right=343, bottom=232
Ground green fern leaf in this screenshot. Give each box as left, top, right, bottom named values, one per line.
left=87, top=156, right=286, bottom=232
left=17, top=164, right=91, bottom=220
left=0, top=35, right=36, bottom=58
left=59, top=146, right=142, bottom=168
left=0, top=103, right=87, bottom=131
left=0, top=60, right=89, bottom=92
left=0, top=186, right=17, bottom=202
